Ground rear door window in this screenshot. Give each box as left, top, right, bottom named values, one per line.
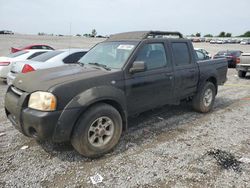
left=63, top=52, right=87, bottom=64
left=172, top=42, right=191, bottom=66
left=30, top=51, right=63, bottom=62
left=27, top=51, right=47, bottom=59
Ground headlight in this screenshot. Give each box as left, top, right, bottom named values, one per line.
left=28, top=91, right=57, bottom=111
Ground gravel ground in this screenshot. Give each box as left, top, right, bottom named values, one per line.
left=0, top=35, right=250, bottom=187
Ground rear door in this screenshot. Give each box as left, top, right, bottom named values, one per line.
left=170, top=41, right=199, bottom=99
left=125, top=41, right=174, bottom=115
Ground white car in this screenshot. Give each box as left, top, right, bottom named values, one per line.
left=216, top=39, right=226, bottom=44
left=240, top=39, right=250, bottom=45
left=194, top=48, right=212, bottom=59
left=7, top=49, right=88, bottom=85
left=0, top=49, right=52, bottom=80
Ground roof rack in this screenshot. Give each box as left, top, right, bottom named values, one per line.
left=146, top=31, right=183, bottom=39
left=107, top=31, right=183, bottom=41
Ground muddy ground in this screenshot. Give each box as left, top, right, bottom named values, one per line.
left=0, top=35, right=250, bottom=188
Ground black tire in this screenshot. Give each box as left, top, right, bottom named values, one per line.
left=71, top=103, right=122, bottom=158
left=192, top=82, right=216, bottom=113
left=238, top=70, right=246, bottom=78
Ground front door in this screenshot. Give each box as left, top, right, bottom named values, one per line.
left=125, top=42, right=174, bottom=115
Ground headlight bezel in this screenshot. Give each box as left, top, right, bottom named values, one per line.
left=28, top=91, right=57, bottom=112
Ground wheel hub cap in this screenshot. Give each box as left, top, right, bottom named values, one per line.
left=88, top=116, right=114, bottom=148
left=203, top=88, right=213, bottom=107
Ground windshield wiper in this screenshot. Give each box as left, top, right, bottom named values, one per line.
left=88, top=62, right=111, bottom=71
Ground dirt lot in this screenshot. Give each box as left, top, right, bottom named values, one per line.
left=0, top=35, right=250, bottom=188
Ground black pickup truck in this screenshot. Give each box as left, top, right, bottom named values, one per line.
left=5, top=31, right=228, bottom=157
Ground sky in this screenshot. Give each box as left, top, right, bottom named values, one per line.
left=0, top=0, right=249, bottom=36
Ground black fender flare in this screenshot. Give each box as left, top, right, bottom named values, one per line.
left=52, top=86, right=127, bottom=142
left=197, top=73, right=218, bottom=95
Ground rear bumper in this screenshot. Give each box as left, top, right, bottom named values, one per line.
left=236, top=65, right=250, bottom=72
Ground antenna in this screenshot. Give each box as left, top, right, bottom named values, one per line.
left=68, top=22, right=72, bottom=53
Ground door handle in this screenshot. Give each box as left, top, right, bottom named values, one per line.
left=165, top=73, right=173, bottom=80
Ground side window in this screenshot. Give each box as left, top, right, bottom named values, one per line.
left=135, top=43, right=168, bottom=70
left=63, top=52, right=87, bottom=64
left=27, top=51, right=46, bottom=59
left=31, top=46, right=41, bottom=49
left=44, top=46, right=54, bottom=50
left=172, top=43, right=191, bottom=66
left=195, top=50, right=205, bottom=61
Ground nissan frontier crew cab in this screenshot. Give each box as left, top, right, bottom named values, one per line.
left=5, top=31, right=228, bottom=158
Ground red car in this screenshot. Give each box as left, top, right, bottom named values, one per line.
left=11, top=44, right=54, bottom=53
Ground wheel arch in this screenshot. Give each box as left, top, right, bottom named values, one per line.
left=52, top=86, right=128, bottom=142
left=206, top=76, right=218, bottom=94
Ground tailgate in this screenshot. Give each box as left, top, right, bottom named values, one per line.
left=240, top=53, right=250, bottom=65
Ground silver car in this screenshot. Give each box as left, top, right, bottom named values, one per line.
left=7, top=49, right=88, bottom=85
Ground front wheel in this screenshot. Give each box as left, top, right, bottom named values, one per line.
left=71, top=103, right=122, bottom=158
left=192, top=82, right=216, bottom=113
left=238, top=70, right=246, bottom=78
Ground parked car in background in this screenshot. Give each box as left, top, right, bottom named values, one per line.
left=11, top=44, right=54, bottom=53
left=213, top=50, right=242, bottom=68
left=0, top=30, right=14, bottom=35
left=210, top=39, right=217, bottom=44
left=4, top=31, right=228, bottom=158
left=7, top=49, right=88, bottom=85
left=192, top=37, right=201, bottom=42
left=205, top=38, right=212, bottom=42
left=240, top=39, right=250, bottom=45
left=0, top=49, right=52, bottom=80
left=216, top=39, right=226, bottom=44
left=236, top=53, right=250, bottom=78
left=195, top=48, right=212, bottom=59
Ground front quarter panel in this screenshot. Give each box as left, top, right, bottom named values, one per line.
left=52, top=86, right=127, bottom=142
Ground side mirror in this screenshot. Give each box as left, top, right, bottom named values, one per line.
left=129, top=61, right=146, bottom=73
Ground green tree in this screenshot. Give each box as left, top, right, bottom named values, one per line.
left=204, top=34, right=213, bottom=37
left=225, top=33, right=232, bottom=37
left=240, top=31, right=250, bottom=37
left=195, top=32, right=201, bottom=37
left=218, top=32, right=226, bottom=37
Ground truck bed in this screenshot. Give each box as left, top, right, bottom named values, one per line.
left=197, top=58, right=228, bottom=85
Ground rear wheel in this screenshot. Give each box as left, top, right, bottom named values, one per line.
left=192, top=82, right=216, bottom=113
left=238, top=70, right=246, bottom=78
left=71, top=103, right=122, bottom=158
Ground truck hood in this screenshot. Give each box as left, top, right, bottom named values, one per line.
left=13, top=64, right=111, bottom=93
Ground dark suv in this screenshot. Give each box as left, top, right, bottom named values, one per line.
left=213, top=50, right=242, bottom=68
left=5, top=31, right=228, bottom=158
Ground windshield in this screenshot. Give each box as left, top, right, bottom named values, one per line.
left=7, top=51, right=28, bottom=58
left=78, top=41, right=138, bottom=69
left=30, top=50, right=63, bottom=62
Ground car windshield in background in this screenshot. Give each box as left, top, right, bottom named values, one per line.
left=31, top=50, right=63, bottom=62
left=7, top=51, right=28, bottom=58
left=78, top=42, right=138, bottom=69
